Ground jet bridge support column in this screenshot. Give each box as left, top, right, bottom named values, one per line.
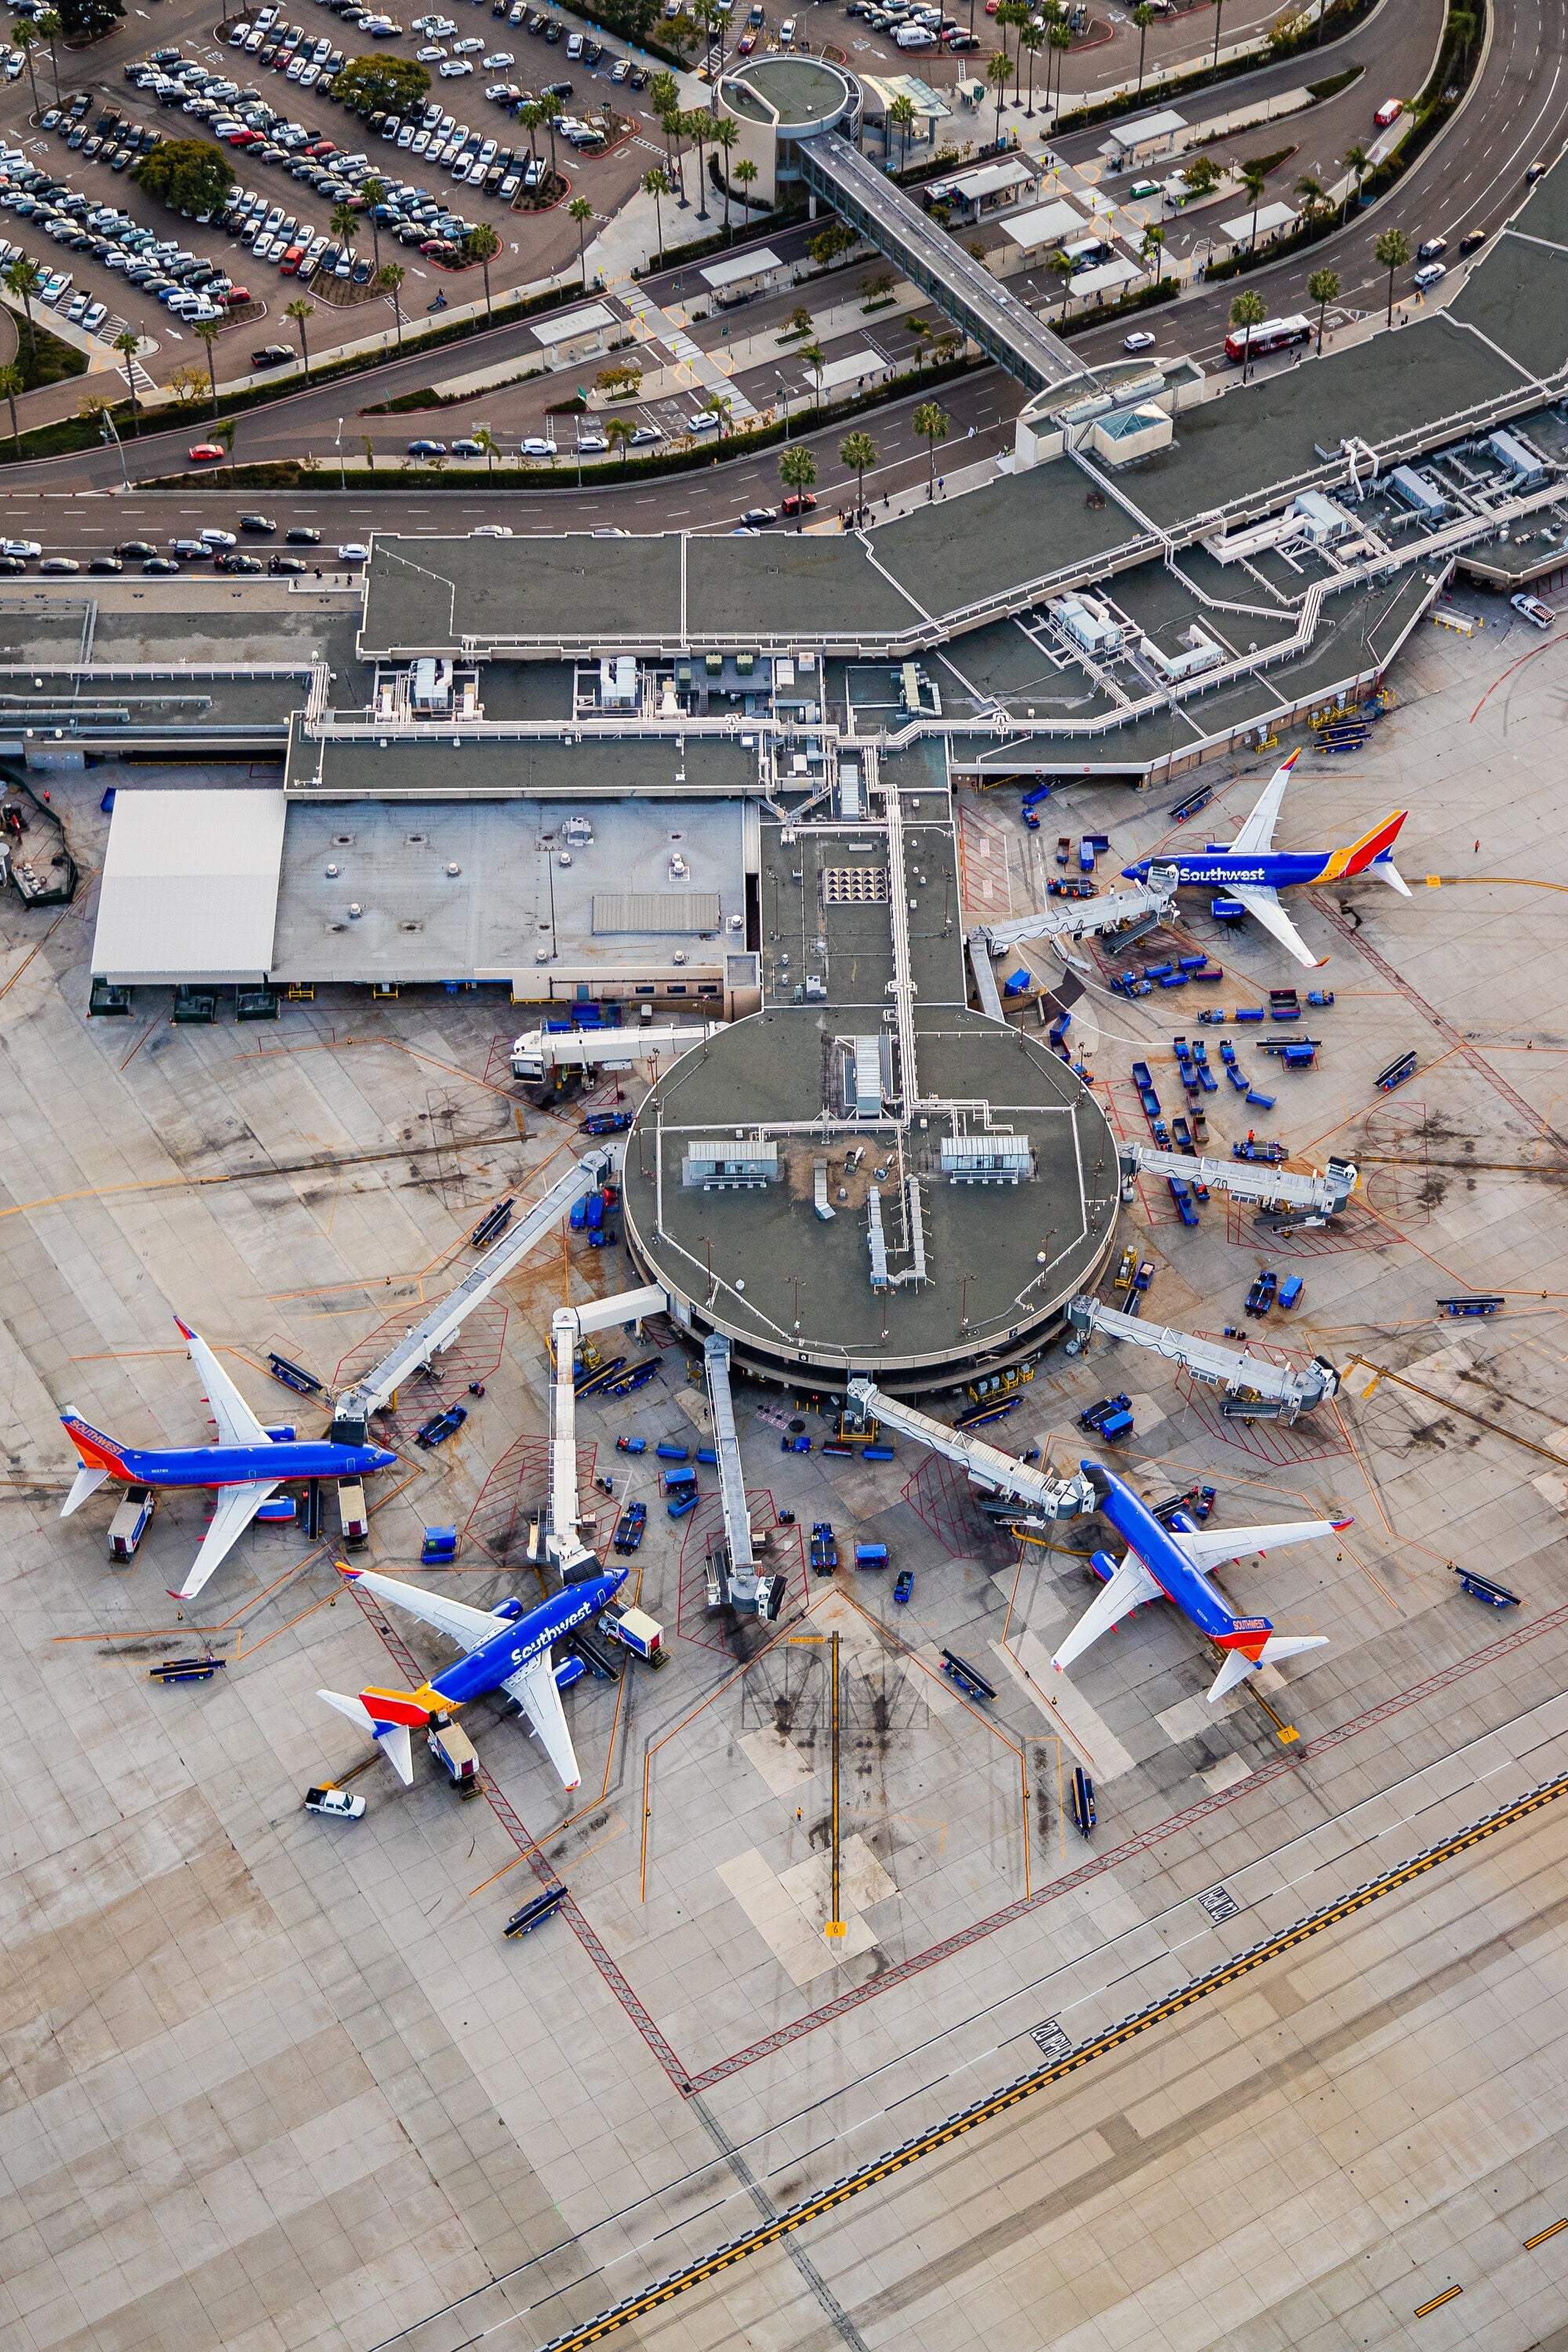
left=703, top=1333, right=784, bottom=1620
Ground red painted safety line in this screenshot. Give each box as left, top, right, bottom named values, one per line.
left=350, top=1583, right=693, bottom=2092
left=1310, top=896, right=1568, bottom=1155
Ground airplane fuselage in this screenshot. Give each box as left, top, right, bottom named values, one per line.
left=426, top=1567, right=628, bottom=1708
left=1091, top=1465, right=1270, bottom=1650
left=1123, top=848, right=1395, bottom=893
left=80, top=1436, right=397, bottom=1490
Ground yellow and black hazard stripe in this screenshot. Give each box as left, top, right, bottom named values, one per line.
left=536, top=1770, right=1568, bottom=2350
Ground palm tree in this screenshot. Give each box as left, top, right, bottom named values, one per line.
left=1210, top=0, right=1225, bottom=67
left=887, top=92, right=916, bottom=171
left=1140, top=223, right=1164, bottom=285
left=1295, top=173, right=1327, bottom=226
left=1374, top=226, right=1410, bottom=324
left=988, top=50, right=1013, bottom=144
left=913, top=397, right=949, bottom=499
left=706, top=389, right=733, bottom=440
left=907, top=315, right=931, bottom=368
left=1308, top=264, right=1340, bottom=352
left=330, top=202, right=358, bottom=281
left=379, top=261, right=405, bottom=347
left=1049, top=245, right=1075, bottom=319
left=1342, top=142, right=1370, bottom=223
left=5, top=256, right=42, bottom=370
left=568, top=195, right=594, bottom=293
left=0, top=362, right=20, bottom=456
left=650, top=69, right=681, bottom=171
left=643, top=164, right=670, bottom=262
left=196, top=318, right=220, bottom=409
left=285, top=296, right=314, bottom=380
left=13, top=20, right=40, bottom=122
left=840, top=428, right=875, bottom=524
left=735, top=155, right=758, bottom=216
left=607, top=413, right=635, bottom=466
left=361, top=433, right=376, bottom=473
left=1240, top=159, right=1268, bottom=251
left=363, top=174, right=386, bottom=276
left=539, top=93, right=564, bottom=189
left=114, top=327, right=142, bottom=433
left=800, top=340, right=826, bottom=405
left=474, top=426, right=500, bottom=474
left=36, top=8, right=60, bottom=106
left=711, top=114, right=739, bottom=235
left=1131, top=2, right=1155, bottom=94
left=1018, top=18, right=1043, bottom=116
left=684, top=108, right=710, bottom=222
left=1450, top=6, right=1476, bottom=61
left=779, top=441, right=818, bottom=526
left=1048, top=21, right=1071, bottom=111
left=468, top=223, right=500, bottom=321
left=520, top=97, right=543, bottom=169
left=1228, top=289, right=1265, bottom=380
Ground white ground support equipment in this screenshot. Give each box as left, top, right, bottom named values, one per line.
left=702, top=1333, right=786, bottom=1619
left=847, top=1377, right=1095, bottom=1523
left=510, top=1022, right=724, bottom=1081
left=1065, top=1294, right=1339, bottom=1421
left=550, top=1283, right=670, bottom=1578
left=1118, top=1143, right=1358, bottom=1218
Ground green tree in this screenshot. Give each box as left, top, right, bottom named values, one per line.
left=643, top=163, right=670, bottom=261
left=888, top=90, right=917, bottom=170
left=361, top=433, right=376, bottom=472
left=1450, top=6, right=1476, bottom=61
left=11, top=19, right=39, bottom=121
left=779, top=440, right=818, bottom=524
left=1018, top=17, right=1043, bottom=115
left=607, top=413, right=636, bottom=466
left=840, top=428, right=876, bottom=522
left=568, top=194, right=595, bottom=292
left=0, top=362, right=20, bottom=456
left=467, top=222, right=500, bottom=321
left=378, top=260, right=405, bottom=347
left=650, top=68, right=681, bottom=170
left=474, top=426, right=500, bottom=475
left=1140, top=222, right=1164, bottom=284
left=362, top=173, right=386, bottom=276
left=735, top=154, right=758, bottom=214
left=113, top=326, right=141, bottom=434
left=1374, top=225, right=1410, bottom=323
left=1210, top=0, right=1225, bottom=67
left=520, top=97, right=544, bottom=167
left=335, top=53, right=431, bottom=120
left=1307, top=263, right=1340, bottom=352
left=132, top=137, right=235, bottom=219
left=913, top=397, right=949, bottom=499
left=36, top=8, right=61, bottom=104
left=195, top=318, right=220, bottom=408
left=1048, top=245, right=1075, bottom=318
left=539, top=92, right=564, bottom=186
left=1228, top=287, right=1265, bottom=379
left=330, top=201, right=358, bottom=284
left=1238, top=158, right=1268, bottom=250
left=1180, top=152, right=1221, bottom=200
left=1342, top=141, right=1370, bottom=223
left=808, top=221, right=855, bottom=268
left=785, top=303, right=813, bottom=339
left=908, top=314, right=931, bottom=368
left=1131, top=1, right=1155, bottom=93
left=285, top=295, right=315, bottom=380
left=682, top=107, right=710, bottom=223
left=5, top=255, right=42, bottom=370
left=712, top=114, right=739, bottom=235
left=799, top=340, right=826, bottom=403
left=53, top=0, right=123, bottom=42
left=1295, top=172, right=1327, bottom=223
left=988, top=49, right=1013, bottom=143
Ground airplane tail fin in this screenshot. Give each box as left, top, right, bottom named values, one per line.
left=59, top=1411, right=129, bottom=1515
left=317, top=1689, right=416, bottom=1784
left=1207, top=1629, right=1329, bottom=1704
left=1329, top=809, right=1409, bottom=890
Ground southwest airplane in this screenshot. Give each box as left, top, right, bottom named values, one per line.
left=1120, top=750, right=1410, bottom=968
left=320, top=1559, right=628, bottom=1792
left=1051, top=1461, right=1348, bottom=1703
left=60, top=1318, right=397, bottom=1601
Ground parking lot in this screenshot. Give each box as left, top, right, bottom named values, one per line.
left=0, top=0, right=681, bottom=385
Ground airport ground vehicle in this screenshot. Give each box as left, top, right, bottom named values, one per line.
left=108, top=1484, right=156, bottom=1559
left=304, top=1784, right=365, bottom=1818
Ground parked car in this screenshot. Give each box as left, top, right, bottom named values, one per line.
left=1511, top=591, right=1555, bottom=628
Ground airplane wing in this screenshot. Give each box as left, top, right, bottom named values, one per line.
left=1051, top=1551, right=1163, bottom=1675
left=502, top=1651, right=582, bottom=1791
left=1170, top=1518, right=1347, bottom=1577
left=170, top=1478, right=280, bottom=1600
left=1229, top=751, right=1301, bottom=856
left=1229, top=885, right=1326, bottom=970
left=339, top=1565, right=503, bottom=1653
left=175, top=1318, right=270, bottom=1449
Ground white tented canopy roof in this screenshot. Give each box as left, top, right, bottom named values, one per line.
left=940, top=156, right=1037, bottom=204
left=1008, top=198, right=1088, bottom=252
left=701, top=245, right=784, bottom=291
left=1221, top=201, right=1299, bottom=242
left=531, top=300, right=614, bottom=347
left=93, top=789, right=286, bottom=984
left=1106, top=107, right=1186, bottom=154
left=1069, top=256, right=1142, bottom=297
left=812, top=348, right=891, bottom=394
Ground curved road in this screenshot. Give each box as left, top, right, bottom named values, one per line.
left=2, top=0, right=1564, bottom=545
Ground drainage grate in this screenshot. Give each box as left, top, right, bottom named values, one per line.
left=822, top=865, right=889, bottom=906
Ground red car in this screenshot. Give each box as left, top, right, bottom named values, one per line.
left=188, top=443, right=227, bottom=463
left=780, top=491, right=817, bottom=517
left=219, top=287, right=252, bottom=306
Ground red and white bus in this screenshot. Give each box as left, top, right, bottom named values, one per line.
left=1223, top=312, right=1312, bottom=364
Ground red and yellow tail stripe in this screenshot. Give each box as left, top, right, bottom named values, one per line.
left=360, top=1682, right=446, bottom=1727
left=1311, top=810, right=1407, bottom=884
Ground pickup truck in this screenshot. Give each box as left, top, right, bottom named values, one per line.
left=304, top=1784, right=365, bottom=1819
left=810, top=1522, right=839, bottom=1573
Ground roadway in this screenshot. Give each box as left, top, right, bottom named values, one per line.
left=3, top=0, right=1566, bottom=533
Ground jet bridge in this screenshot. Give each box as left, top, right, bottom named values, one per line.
left=848, top=1377, right=1095, bottom=1521
left=978, top=866, right=1181, bottom=953
left=330, top=1149, right=615, bottom=1443
left=1119, top=1144, right=1358, bottom=1217
left=510, top=1022, right=724, bottom=1082
left=550, top=1283, right=670, bottom=1579
left=1065, top=1295, right=1339, bottom=1420
left=702, top=1334, right=785, bottom=1620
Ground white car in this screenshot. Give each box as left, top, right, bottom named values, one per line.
left=199, top=528, right=238, bottom=547
left=1123, top=328, right=1156, bottom=351
left=416, top=42, right=447, bottom=59
left=451, top=34, right=485, bottom=50
left=229, top=20, right=252, bottom=42
left=779, top=14, right=795, bottom=39
left=439, top=58, right=474, bottom=74
left=471, top=523, right=513, bottom=535
left=519, top=436, right=557, bottom=458
left=481, top=49, right=514, bottom=65
left=0, top=539, right=39, bottom=557
left=336, top=543, right=370, bottom=561
left=82, top=300, right=107, bottom=331
left=1412, top=260, right=1446, bottom=291
left=577, top=428, right=609, bottom=453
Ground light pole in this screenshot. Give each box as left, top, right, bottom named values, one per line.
left=775, top=368, right=790, bottom=439
left=98, top=409, right=128, bottom=490
left=336, top=416, right=345, bottom=492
